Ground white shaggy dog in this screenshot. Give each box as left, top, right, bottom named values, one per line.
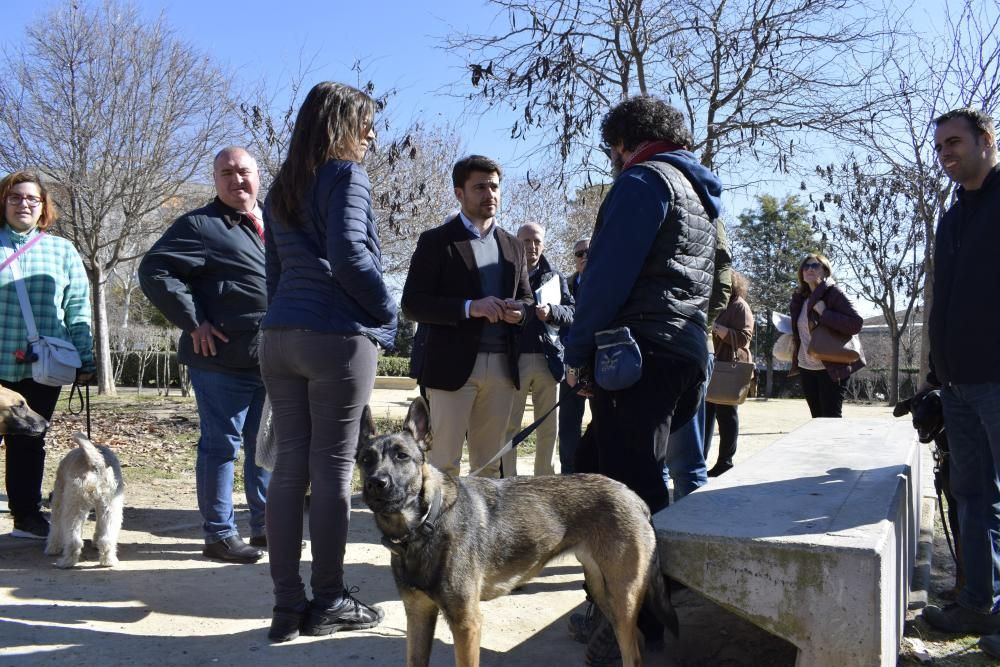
left=45, top=432, right=125, bottom=568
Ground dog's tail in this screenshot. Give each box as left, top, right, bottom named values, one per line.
left=646, top=549, right=680, bottom=638
left=72, top=431, right=106, bottom=469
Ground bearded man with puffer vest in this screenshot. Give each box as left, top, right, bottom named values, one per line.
left=563, top=96, right=720, bottom=664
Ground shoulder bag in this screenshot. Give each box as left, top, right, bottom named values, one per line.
left=808, top=325, right=861, bottom=364
left=593, top=326, right=642, bottom=391
left=1, top=232, right=82, bottom=386
left=706, top=359, right=755, bottom=405
left=772, top=332, right=794, bottom=363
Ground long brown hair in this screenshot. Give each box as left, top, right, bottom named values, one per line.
left=268, top=82, right=375, bottom=227
left=731, top=270, right=749, bottom=301
left=0, top=171, right=58, bottom=231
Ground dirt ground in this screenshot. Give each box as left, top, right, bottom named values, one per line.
left=0, top=390, right=993, bottom=665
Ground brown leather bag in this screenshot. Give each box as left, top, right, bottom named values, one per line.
left=706, top=360, right=755, bottom=406
left=808, top=325, right=861, bottom=364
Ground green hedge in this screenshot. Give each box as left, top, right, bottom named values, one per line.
left=377, top=356, right=411, bottom=377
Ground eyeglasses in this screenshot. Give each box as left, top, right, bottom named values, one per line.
left=802, top=262, right=822, bottom=271
left=574, top=249, right=589, bottom=258
left=6, top=194, right=42, bottom=207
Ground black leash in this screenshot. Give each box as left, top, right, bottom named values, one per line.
left=67, top=381, right=91, bottom=440
left=932, top=450, right=959, bottom=566
left=473, top=398, right=562, bottom=477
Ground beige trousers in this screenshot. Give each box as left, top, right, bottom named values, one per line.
left=501, top=353, right=559, bottom=476
left=426, top=352, right=515, bottom=478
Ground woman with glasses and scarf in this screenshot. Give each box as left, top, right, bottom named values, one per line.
left=788, top=253, right=865, bottom=418
left=0, top=171, right=95, bottom=541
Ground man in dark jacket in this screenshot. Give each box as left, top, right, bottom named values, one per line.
left=919, top=109, right=1000, bottom=647
left=139, top=146, right=269, bottom=564
left=500, top=223, right=574, bottom=476
left=401, top=155, right=534, bottom=478
left=558, top=237, right=589, bottom=474
left=563, top=96, right=720, bottom=661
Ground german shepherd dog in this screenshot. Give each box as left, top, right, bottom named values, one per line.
left=357, top=397, right=677, bottom=667
left=0, top=386, right=49, bottom=437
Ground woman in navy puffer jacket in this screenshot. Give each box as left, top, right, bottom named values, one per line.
left=260, top=81, right=397, bottom=643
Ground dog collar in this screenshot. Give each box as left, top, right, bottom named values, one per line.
left=384, top=485, right=443, bottom=555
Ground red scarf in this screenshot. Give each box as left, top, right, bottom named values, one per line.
left=621, top=140, right=687, bottom=172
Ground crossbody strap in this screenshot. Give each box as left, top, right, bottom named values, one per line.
left=0, top=230, right=46, bottom=341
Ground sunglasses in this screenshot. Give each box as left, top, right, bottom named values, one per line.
left=802, top=262, right=823, bottom=271
left=574, top=249, right=589, bottom=258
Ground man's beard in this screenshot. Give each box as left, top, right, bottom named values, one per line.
left=611, top=155, right=624, bottom=178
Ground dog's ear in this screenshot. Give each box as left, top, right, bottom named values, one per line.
left=404, top=397, right=431, bottom=448
left=892, top=398, right=912, bottom=418
left=358, top=405, right=376, bottom=454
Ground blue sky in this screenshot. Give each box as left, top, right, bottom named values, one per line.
left=4, top=0, right=524, bottom=166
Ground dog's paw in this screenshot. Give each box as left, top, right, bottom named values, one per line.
left=98, top=554, right=119, bottom=568
left=55, top=557, right=79, bottom=569
left=44, top=544, right=61, bottom=556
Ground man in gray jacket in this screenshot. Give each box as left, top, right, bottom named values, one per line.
left=139, top=146, right=269, bottom=563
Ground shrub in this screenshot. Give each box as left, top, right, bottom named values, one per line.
left=377, top=356, right=411, bottom=377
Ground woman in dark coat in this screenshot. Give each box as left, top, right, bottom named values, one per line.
left=788, top=253, right=865, bottom=418
left=260, top=82, right=397, bottom=642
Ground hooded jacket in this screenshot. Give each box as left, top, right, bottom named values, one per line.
left=564, top=150, right=720, bottom=369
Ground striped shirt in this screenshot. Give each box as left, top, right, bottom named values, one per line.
left=0, top=228, right=95, bottom=381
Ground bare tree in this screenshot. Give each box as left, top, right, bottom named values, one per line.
left=814, top=160, right=925, bottom=404
left=449, top=0, right=895, bottom=180
left=0, top=1, right=232, bottom=394
left=370, top=124, right=465, bottom=281
left=240, top=69, right=466, bottom=287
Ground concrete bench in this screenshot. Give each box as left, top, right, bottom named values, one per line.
left=653, top=418, right=920, bottom=667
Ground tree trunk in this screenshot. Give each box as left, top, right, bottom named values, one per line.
left=919, top=214, right=935, bottom=384
left=90, top=265, right=117, bottom=396
left=889, top=333, right=901, bottom=406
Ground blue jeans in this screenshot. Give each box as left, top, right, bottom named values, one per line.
left=940, top=382, right=1000, bottom=613
left=558, top=379, right=587, bottom=474
left=663, top=353, right=713, bottom=501
left=189, top=367, right=270, bottom=544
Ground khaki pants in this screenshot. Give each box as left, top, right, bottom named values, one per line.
left=501, top=353, right=559, bottom=476
left=426, top=352, right=515, bottom=478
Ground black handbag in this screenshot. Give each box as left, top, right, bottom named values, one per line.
left=594, top=326, right=642, bottom=391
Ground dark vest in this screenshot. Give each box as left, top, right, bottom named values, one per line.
left=595, top=160, right=716, bottom=364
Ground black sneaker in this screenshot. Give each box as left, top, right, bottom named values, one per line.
left=202, top=536, right=263, bottom=563
left=11, top=514, right=49, bottom=540
left=922, top=602, right=1000, bottom=635
left=586, top=616, right=621, bottom=666
left=302, top=588, right=385, bottom=636
left=268, top=604, right=308, bottom=643
left=569, top=601, right=604, bottom=644
left=980, top=632, right=1000, bottom=658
